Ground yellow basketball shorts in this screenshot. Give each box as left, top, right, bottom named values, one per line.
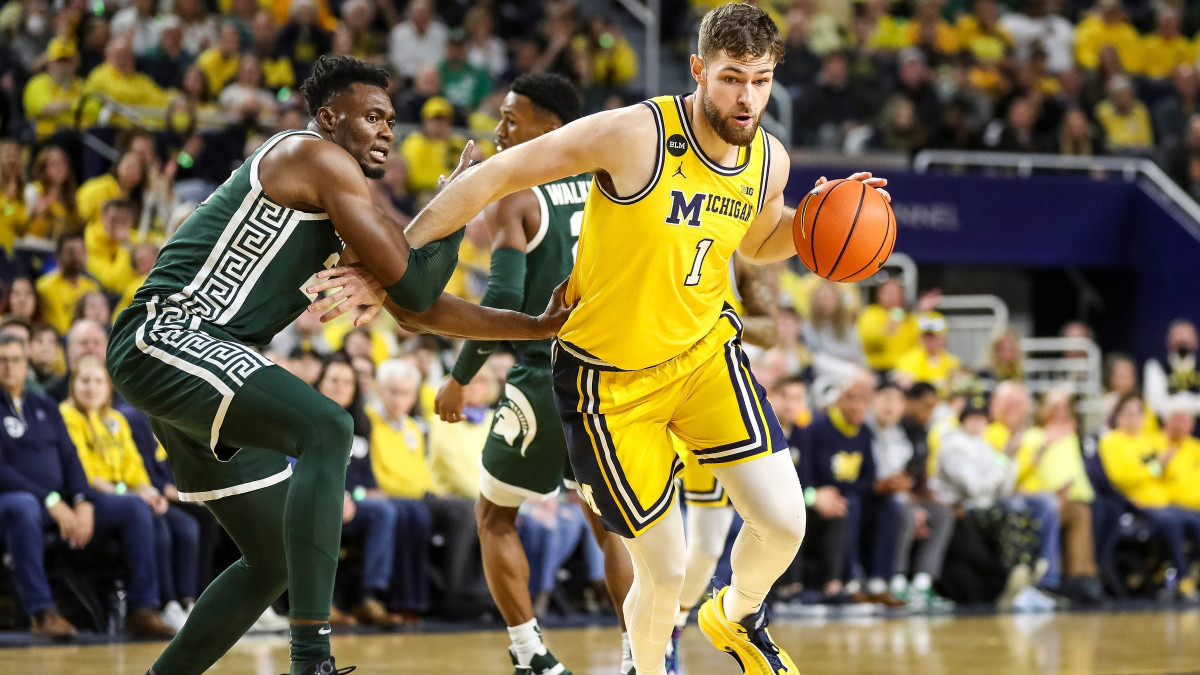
left=552, top=309, right=785, bottom=538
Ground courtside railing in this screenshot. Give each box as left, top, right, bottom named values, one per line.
left=912, top=150, right=1200, bottom=237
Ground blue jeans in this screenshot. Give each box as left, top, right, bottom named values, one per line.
left=0, top=492, right=56, bottom=615
left=519, top=503, right=589, bottom=593
left=390, top=498, right=432, bottom=612
left=1142, top=506, right=1191, bottom=572
left=843, top=493, right=902, bottom=582
left=342, top=498, right=397, bottom=594
left=1001, top=494, right=1061, bottom=589
left=0, top=492, right=161, bottom=613
left=154, top=505, right=200, bottom=603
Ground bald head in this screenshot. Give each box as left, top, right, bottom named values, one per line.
left=836, top=369, right=878, bottom=427
left=66, top=319, right=107, bottom=368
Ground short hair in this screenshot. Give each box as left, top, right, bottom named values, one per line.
left=877, top=381, right=903, bottom=395
left=56, top=230, right=84, bottom=253
left=905, top=381, right=938, bottom=401
left=102, top=197, right=136, bottom=216
left=377, top=358, right=421, bottom=387
left=697, top=3, right=785, bottom=64
left=511, top=73, right=583, bottom=125
left=0, top=333, right=26, bottom=352
left=300, top=55, right=390, bottom=118
left=0, top=317, right=33, bottom=337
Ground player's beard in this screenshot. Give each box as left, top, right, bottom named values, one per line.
left=361, top=161, right=385, bottom=180
left=701, top=89, right=760, bottom=147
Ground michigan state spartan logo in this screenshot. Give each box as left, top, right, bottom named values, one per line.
left=490, top=384, right=538, bottom=456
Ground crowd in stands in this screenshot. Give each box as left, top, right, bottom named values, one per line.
left=0, top=0, right=1199, bottom=641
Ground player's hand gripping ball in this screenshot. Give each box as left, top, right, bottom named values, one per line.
left=794, top=177, right=896, bottom=283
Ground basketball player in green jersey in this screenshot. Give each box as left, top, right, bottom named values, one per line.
left=432, top=73, right=637, bottom=675
left=107, top=56, right=570, bottom=675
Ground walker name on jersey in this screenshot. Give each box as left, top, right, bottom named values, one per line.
left=664, top=189, right=754, bottom=228
left=541, top=180, right=591, bottom=206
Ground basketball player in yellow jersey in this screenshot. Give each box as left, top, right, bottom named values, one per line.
left=402, top=4, right=890, bottom=673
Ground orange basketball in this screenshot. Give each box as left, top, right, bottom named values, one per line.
left=793, top=178, right=896, bottom=283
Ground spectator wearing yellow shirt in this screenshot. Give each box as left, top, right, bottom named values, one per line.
left=1159, top=397, right=1200, bottom=512
left=85, top=200, right=136, bottom=294
left=1016, top=388, right=1103, bottom=601
left=400, top=97, right=467, bottom=196
left=83, top=39, right=174, bottom=127
left=955, top=0, right=1012, bottom=64
left=427, top=369, right=495, bottom=499
left=1139, top=7, right=1197, bottom=80
left=60, top=356, right=202, bottom=625
left=907, top=0, right=958, bottom=59
left=1074, top=0, right=1142, bottom=71
left=857, top=279, right=933, bottom=374
left=576, top=15, right=638, bottom=88
left=375, top=358, right=481, bottom=615
left=0, top=141, right=27, bottom=254
left=23, top=39, right=84, bottom=141
left=195, top=23, right=242, bottom=94
left=249, top=11, right=297, bottom=91
left=24, top=146, right=82, bottom=243
left=76, top=152, right=145, bottom=230
left=1100, top=394, right=1196, bottom=597
left=36, top=233, right=101, bottom=334
left=1094, top=74, right=1154, bottom=153
left=893, top=312, right=962, bottom=394
left=116, top=243, right=160, bottom=314
left=861, top=0, right=911, bottom=51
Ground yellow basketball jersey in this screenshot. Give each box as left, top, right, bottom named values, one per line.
left=559, top=95, right=772, bottom=371
left=723, top=260, right=744, bottom=315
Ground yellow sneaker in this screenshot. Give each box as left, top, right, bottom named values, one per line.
left=698, top=585, right=798, bottom=675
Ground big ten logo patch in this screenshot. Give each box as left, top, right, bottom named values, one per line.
left=832, top=451, right=863, bottom=483
left=490, top=384, right=537, bottom=456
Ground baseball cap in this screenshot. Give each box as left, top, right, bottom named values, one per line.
left=421, top=96, right=453, bottom=119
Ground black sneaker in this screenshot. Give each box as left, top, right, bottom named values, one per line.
left=286, top=657, right=356, bottom=675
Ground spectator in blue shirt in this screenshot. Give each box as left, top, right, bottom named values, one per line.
left=805, top=369, right=904, bottom=606
left=0, top=334, right=175, bottom=638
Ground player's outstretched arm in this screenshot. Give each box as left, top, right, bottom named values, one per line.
left=384, top=281, right=573, bottom=341
left=404, top=104, right=658, bottom=248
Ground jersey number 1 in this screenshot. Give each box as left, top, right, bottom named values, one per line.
left=684, top=239, right=714, bottom=286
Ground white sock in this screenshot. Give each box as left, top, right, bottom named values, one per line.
left=912, top=572, right=932, bottom=592
left=508, top=618, right=546, bottom=665
left=866, top=578, right=888, bottom=596
left=620, top=631, right=634, bottom=673
left=844, top=579, right=862, bottom=595
left=674, top=608, right=689, bottom=628
left=890, top=574, right=908, bottom=595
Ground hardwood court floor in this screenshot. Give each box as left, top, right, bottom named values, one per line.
left=4, top=609, right=1198, bottom=674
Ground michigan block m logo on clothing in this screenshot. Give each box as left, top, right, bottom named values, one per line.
left=665, top=189, right=708, bottom=228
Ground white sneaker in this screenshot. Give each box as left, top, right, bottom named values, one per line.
left=161, top=601, right=189, bottom=632
left=997, top=564, right=1032, bottom=611
left=1011, top=587, right=1056, bottom=613
left=247, top=606, right=290, bottom=634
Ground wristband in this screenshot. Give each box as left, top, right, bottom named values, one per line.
left=803, top=486, right=816, bottom=508
left=44, top=491, right=61, bottom=509
left=352, top=487, right=366, bottom=502
left=114, top=482, right=127, bottom=495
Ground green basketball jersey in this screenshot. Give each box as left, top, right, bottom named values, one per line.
left=136, top=130, right=343, bottom=346
left=518, top=172, right=590, bottom=364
